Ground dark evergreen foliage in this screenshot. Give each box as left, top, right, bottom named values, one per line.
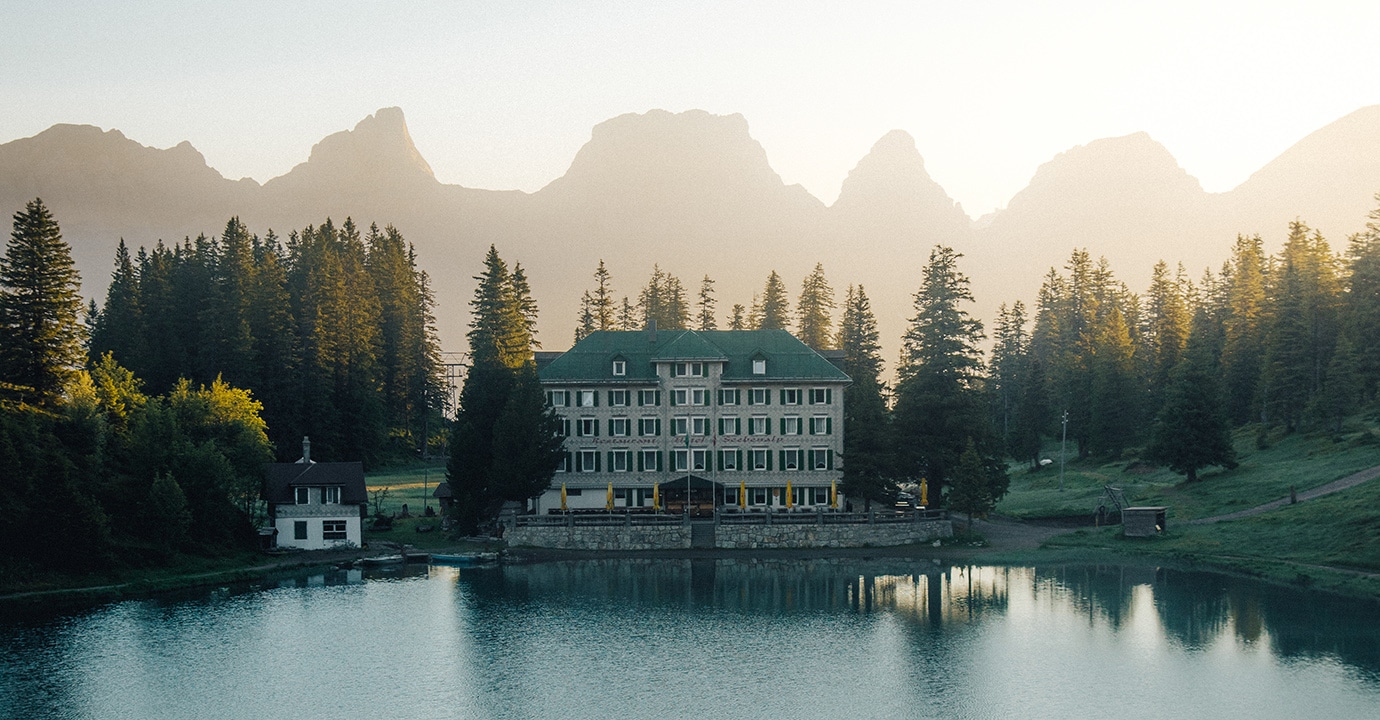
left=0, top=199, right=85, bottom=404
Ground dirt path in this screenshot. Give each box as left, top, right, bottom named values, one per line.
left=1183, top=464, right=1380, bottom=526
left=965, top=514, right=1072, bottom=551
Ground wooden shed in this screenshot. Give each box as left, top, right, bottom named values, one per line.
left=1122, top=507, right=1167, bottom=537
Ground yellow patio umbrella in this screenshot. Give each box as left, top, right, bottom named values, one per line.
left=785, top=480, right=793, bottom=509
left=606, top=482, right=614, bottom=510
left=739, top=480, right=747, bottom=509
left=920, top=477, right=928, bottom=507
left=830, top=479, right=837, bottom=509
left=560, top=483, right=568, bottom=512
left=652, top=482, right=660, bottom=511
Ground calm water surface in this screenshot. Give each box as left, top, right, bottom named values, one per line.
left=3, top=559, right=1379, bottom=719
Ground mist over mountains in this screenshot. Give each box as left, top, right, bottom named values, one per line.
left=3, top=105, right=1379, bottom=367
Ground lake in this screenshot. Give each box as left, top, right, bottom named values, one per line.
left=3, top=558, right=1379, bottom=719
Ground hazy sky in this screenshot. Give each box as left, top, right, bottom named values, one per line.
left=3, top=1, right=1378, bottom=216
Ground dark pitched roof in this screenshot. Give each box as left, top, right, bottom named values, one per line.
left=433, top=481, right=453, bottom=499
left=539, top=329, right=850, bottom=384
left=263, top=462, right=367, bottom=505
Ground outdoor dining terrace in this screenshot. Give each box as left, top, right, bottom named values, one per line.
left=514, top=508, right=948, bottom=528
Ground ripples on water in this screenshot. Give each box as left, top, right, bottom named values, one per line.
left=3, top=560, right=1379, bottom=719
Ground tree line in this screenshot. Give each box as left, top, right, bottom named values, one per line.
left=1, top=200, right=276, bottom=581
left=87, top=217, right=445, bottom=463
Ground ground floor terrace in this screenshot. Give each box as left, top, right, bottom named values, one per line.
left=533, top=475, right=847, bottom=517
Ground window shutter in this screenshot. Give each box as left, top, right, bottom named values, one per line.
left=637, top=451, right=644, bottom=471
left=655, top=419, right=662, bottom=436
left=608, top=419, right=613, bottom=436
left=735, top=418, right=742, bottom=434
left=767, top=451, right=773, bottom=471
left=827, top=449, right=834, bottom=470
left=658, top=452, right=664, bottom=471
left=594, top=420, right=599, bottom=437
left=593, top=392, right=599, bottom=407
left=779, top=389, right=786, bottom=404
left=779, top=417, right=785, bottom=434
left=566, top=452, right=573, bottom=471
left=596, top=453, right=602, bottom=472
left=607, top=451, right=614, bottom=470
left=737, top=449, right=743, bottom=470
left=827, top=417, right=833, bottom=435
left=576, top=421, right=583, bottom=437
left=826, top=388, right=833, bottom=404
left=779, top=450, right=786, bottom=470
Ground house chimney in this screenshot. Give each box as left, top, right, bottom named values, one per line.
left=300, top=436, right=312, bottom=464
left=647, top=318, right=657, bottom=343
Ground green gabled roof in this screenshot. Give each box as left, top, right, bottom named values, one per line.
left=538, top=328, right=850, bottom=384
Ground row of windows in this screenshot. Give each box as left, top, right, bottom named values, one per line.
left=292, top=519, right=349, bottom=540
left=547, top=387, right=834, bottom=408
left=293, top=486, right=343, bottom=504
left=560, top=447, right=835, bottom=473
left=607, top=360, right=775, bottom=378
left=570, top=485, right=829, bottom=508
left=561, top=415, right=833, bottom=437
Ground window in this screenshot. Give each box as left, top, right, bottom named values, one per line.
left=810, top=415, right=831, bottom=435
left=751, top=487, right=768, bottom=504
left=609, top=389, right=630, bottom=407
left=752, top=359, right=766, bottom=375
left=610, top=417, right=630, bottom=436
left=719, top=416, right=740, bottom=435
left=782, top=448, right=803, bottom=471
left=672, top=449, right=689, bottom=472
left=810, top=447, right=831, bottom=470
left=672, top=388, right=708, bottom=406
left=672, top=416, right=689, bottom=436
left=612, top=360, right=626, bottom=376
left=812, top=487, right=831, bottom=505
left=639, top=448, right=661, bottom=471
left=578, top=390, right=597, bottom=407
left=750, top=448, right=769, bottom=471
left=809, top=388, right=830, bottom=405
left=557, top=417, right=571, bottom=437
left=691, top=448, right=709, bottom=471
left=782, top=388, right=802, bottom=405
left=724, top=487, right=738, bottom=505
left=557, top=454, right=571, bottom=472
left=639, top=417, right=660, bottom=436
left=691, top=416, right=708, bottom=436
left=638, top=389, right=660, bottom=406
left=547, top=390, right=568, bottom=407
left=749, top=416, right=769, bottom=435
left=578, top=417, right=598, bottom=437
left=673, top=388, right=687, bottom=406
left=720, top=448, right=739, bottom=470
left=674, top=362, right=705, bottom=377
left=295, top=487, right=310, bottom=504
left=294, top=520, right=308, bottom=540
left=782, top=416, right=801, bottom=435
left=719, top=388, right=739, bottom=405
left=749, top=387, right=770, bottom=405
left=323, top=520, right=347, bottom=540
left=324, top=486, right=341, bottom=504
left=609, top=449, right=632, bottom=472
left=577, top=449, right=599, bottom=472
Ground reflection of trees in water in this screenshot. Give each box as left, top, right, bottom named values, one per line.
left=1030, top=565, right=1148, bottom=630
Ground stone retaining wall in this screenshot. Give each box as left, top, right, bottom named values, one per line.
left=505, top=519, right=951, bottom=551
left=506, top=524, right=691, bottom=550
left=714, top=520, right=951, bottom=549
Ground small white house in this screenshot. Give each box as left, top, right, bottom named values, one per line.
left=263, top=438, right=367, bottom=550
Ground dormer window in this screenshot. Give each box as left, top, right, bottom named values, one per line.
left=324, top=486, right=341, bottom=504
left=752, top=359, right=767, bottom=375
left=612, top=360, right=626, bottom=376
left=295, top=487, right=310, bottom=504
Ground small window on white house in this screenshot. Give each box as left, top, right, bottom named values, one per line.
left=324, top=486, right=341, bottom=504
left=750, top=449, right=769, bottom=471
left=609, top=389, right=630, bottom=407
left=295, top=487, right=310, bottom=504
left=610, top=417, right=631, bottom=436
left=548, top=391, right=568, bottom=407
left=751, top=487, right=768, bottom=504
left=782, top=388, right=802, bottom=405
left=809, top=388, right=830, bottom=404
left=322, top=520, right=347, bottom=540
left=672, top=449, right=689, bottom=472
left=750, top=388, right=770, bottom=405
left=752, top=359, right=766, bottom=375
left=810, top=416, right=831, bottom=435
left=294, top=520, right=308, bottom=539
left=691, top=416, right=708, bottom=436
left=639, top=417, right=659, bottom=436
left=578, top=390, right=597, bottom=407
left=691, top=449, right=709, bottom=471
left=783, top=416, right=801, bottom=435
left=578, top=449, right=599, bottom=472
left=610, top=450, right=632, bottom=472
left=749, top=416, right=769, bottom=435
left=810, top=447, right=830, bottom=470
left=613, top=360, right=626, bottom=376
left=691, top=388, right=708, bottom=406
left=672, top=416, right=689, bottom=436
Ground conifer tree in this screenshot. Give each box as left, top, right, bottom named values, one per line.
left=89, top=239, right=146, bottom=373
left=0, top=199, right=85, bottom=404
left=618, top=296, right=637, bottom=330
left=1088, top=303, right=1140, bottom=456
left=1221, top=235, right=1268, bottom=424
left=1144, top=260, right=1191, bottom=414
left=1148, top=315, right=1236, bottom=482
left=728, top=303, right=747, bottom=330
left=892, top=246, right=1000, bottom=498
left=835, top=284, right=892, bottom=507
left=638, top=266, right=689, bottom=330
left=1260, top=221, right=1341, bottom=430
left=575, top=291, right=595, bottom=342
left=1343, top=197, right=1380, bottom=401
left=988, top=301, right=1029, bottom=456
left=696, top=275, right=717, bottom=331
left=590, top=260, right=616, bottom=331
left=796, top=263, right=835, bottom=350
left=754, top=271, right=791, bottom=331
left=947, top=438, right=993, bottom=532
left=202, top=218, right=256, bottom=387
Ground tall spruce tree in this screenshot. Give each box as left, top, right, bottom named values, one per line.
left=696, top=275, right=717, bottom=331
left=796, top=263, right=835, bottom=350
left=1148, top=313, right=1236, bottom=482
left=893, top=246, right=1003, bottom=500
left=0, top=199, right=85, bottom=404
left=1343, top=197, right=1380, bottom=401
left=1260, top=221, right=1341, bottom=431
left=728, top=303, right=747, bottom=330
left=639, top=265, right=690, bottom=330
left=754, top=271, right=792, bottom=331
left=1221, top=235, right=1268, bottom=424
left=590, top=260, right=616, bottom=331
left=89, top=239, right=146, bottom=373
left=835, top=284, right=892, bottom=508
left=988, top=301, right=1029, bottom=457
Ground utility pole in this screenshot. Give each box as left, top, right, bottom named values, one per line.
left=1059, top=410, right=1069, bottom=492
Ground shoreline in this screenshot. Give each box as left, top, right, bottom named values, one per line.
left=6, top=516, right=1379, bottom=614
